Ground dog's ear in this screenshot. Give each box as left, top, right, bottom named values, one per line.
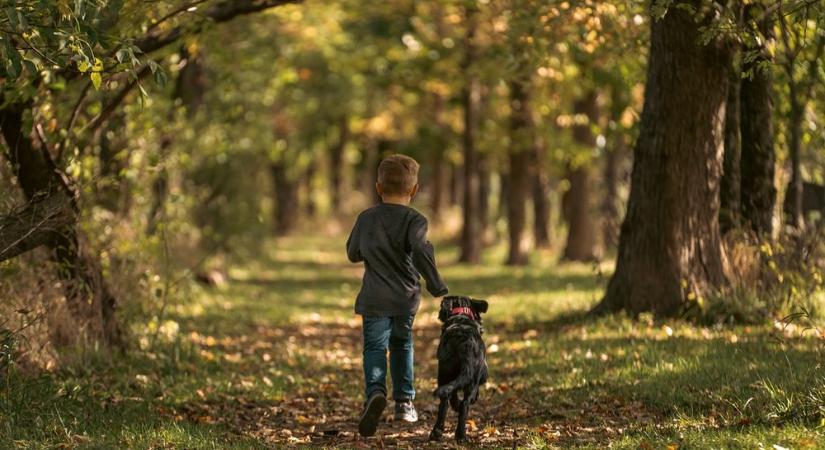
left=438, top=297, right=454, bottom=322
left=470, top=298, right=488, bottom=316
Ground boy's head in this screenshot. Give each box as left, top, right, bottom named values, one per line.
left=376, top=154, right=419, bottom=201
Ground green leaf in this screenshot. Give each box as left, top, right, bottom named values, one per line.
left=116, top=49, right=129, bottom=64
left=4, top=8, right=18, bottom=30
left=6, top=46, right=21, bottom=79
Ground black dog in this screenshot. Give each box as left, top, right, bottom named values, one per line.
left=429, top=295, right=488, bottom=442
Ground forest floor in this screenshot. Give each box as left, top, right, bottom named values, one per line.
left=3, top=235, right=825, bottom=449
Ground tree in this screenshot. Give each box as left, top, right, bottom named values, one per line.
left=562, top=92, right=600, bottom=262
left=458, top=4, right=482, bottom=264
left=505, top=79, right=532, bottom=265
left=593, top=2, right=730, bottom=316
left=720, top=51, right=742, bottom=234
left=0, top=0, right=302, bottom=344
left=739, top=7, right=777, bottom=237
left=778, top=12, right=825, bottom=229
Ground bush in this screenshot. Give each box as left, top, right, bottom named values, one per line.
left=685, top=228, right=825, bottom=325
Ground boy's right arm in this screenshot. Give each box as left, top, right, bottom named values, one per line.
left=346, top=217, right=363, bottom=263
left=408, top=215, right=448, bottom=297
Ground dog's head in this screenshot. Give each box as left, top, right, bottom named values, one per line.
left=438, top=295, right=488, bottom=323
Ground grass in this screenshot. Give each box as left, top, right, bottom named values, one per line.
left=2, top=233, right=825, bottom=449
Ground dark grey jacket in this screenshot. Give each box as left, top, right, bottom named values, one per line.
left=346, top=202, right=448, bottom=316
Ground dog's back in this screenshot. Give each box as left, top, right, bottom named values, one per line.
left=434, top=320, right=487, bottom=407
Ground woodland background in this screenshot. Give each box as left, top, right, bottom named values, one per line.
left=1, top=0, right=825, bottom=448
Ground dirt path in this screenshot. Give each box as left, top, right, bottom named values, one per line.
left=161, top=314, right=660, bottom=448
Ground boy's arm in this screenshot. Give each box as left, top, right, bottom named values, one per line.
left=346, top=217, right=363, bottom=263
left=408, top=214, right=448, bottom=297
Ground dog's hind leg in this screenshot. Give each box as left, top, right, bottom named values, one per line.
left=429, top=397, right=449, bottom=441
left=449, top=391, right=460, bottom=411
left=454, top=391, right=471, bottom=441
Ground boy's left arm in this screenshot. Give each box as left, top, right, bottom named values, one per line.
left=408, top=215, right=448, bottom=297
left=346, top=217, right=363, bottom=263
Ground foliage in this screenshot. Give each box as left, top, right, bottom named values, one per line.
left=3, top=236, right=825, bottom=448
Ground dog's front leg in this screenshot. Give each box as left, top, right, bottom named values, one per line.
left=429, top=397, right=449, bottom=441
left=455, top=397, right=470, bottom=442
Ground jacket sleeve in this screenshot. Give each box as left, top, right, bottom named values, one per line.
left=346, top=217, right=363, bottom=263
left=408, top=214, right=448, bottom=297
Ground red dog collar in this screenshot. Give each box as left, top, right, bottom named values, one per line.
left=450, top=306, right=476, bottom=320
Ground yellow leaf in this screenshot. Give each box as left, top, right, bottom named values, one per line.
left=90, top=72, right=102, bottom=90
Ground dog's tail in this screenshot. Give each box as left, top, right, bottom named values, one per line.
left=434, top=350, right=476, bottom=400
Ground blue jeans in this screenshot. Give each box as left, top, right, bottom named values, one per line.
left=362, top=315, right=415, bottom=401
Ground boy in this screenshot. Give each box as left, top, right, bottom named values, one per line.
left=346, top=154, right=448, bottom=437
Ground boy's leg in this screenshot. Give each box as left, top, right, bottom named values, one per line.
left=362, top=316, right=392, bottom=400
left=388, top=314, right=416, bottom=401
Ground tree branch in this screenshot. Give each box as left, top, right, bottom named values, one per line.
left=134, top=0, right=302, bottom=54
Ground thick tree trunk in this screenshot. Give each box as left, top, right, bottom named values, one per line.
left=0, top=101, right=121, bottom=343
left=329, top=115, right=349, bottom=213
left=562, top=92, right=599, bottom=262
left=506, top=79, right=532, bottom=265
left=0, top=192, right=76, bottom=262
left=593, top=2, right=730, bottom=316
left=458, top=7, right=482, bottom=263
left=739, top=12, right=776, bottom=237
left=271, top=163, right=299, bottom=235
left=720, top=51, right=742, bottom=234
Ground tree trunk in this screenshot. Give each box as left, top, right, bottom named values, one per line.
left=96, top=114, right=130, bottom=214
left=478, top=153, right=491, bottom=240
left=562, top=92, right=599, bottom=262
left=506, top=79, right=532, bottom=265
left=431, top=147, right=447, bottom=220
left=304, top=160, right=317, bottom=217
left=720, top=50, right=742, bottom=234
left=739, top=13, right=776, bottom=237
left=602, top=136, right=624, bottom=249
left=533, top=141, right=552, bottom=249
left=0, top=192, right=76, bottom=262
left=783, top=103, right=804, bottom=229
left=592, top=2, right=730, bottom=316
left=271, top=163, right=299, bottom=235
left=458, top=7, right=481, bottom=263
left=0, top=101, right=121, bottom=344
left=430, top=94, right=448, bottom=221
left=449, top=162, right=461, bottom=207
left=329, top=115, right=349, bottom=213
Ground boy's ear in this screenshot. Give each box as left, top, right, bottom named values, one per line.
left=438, top=297, right=453, bottom=322
left=410, top=183, right=419, bottom=199
left=375, top=182, right=383, bottom=196
left=470, top=298, right=488, bottom=315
